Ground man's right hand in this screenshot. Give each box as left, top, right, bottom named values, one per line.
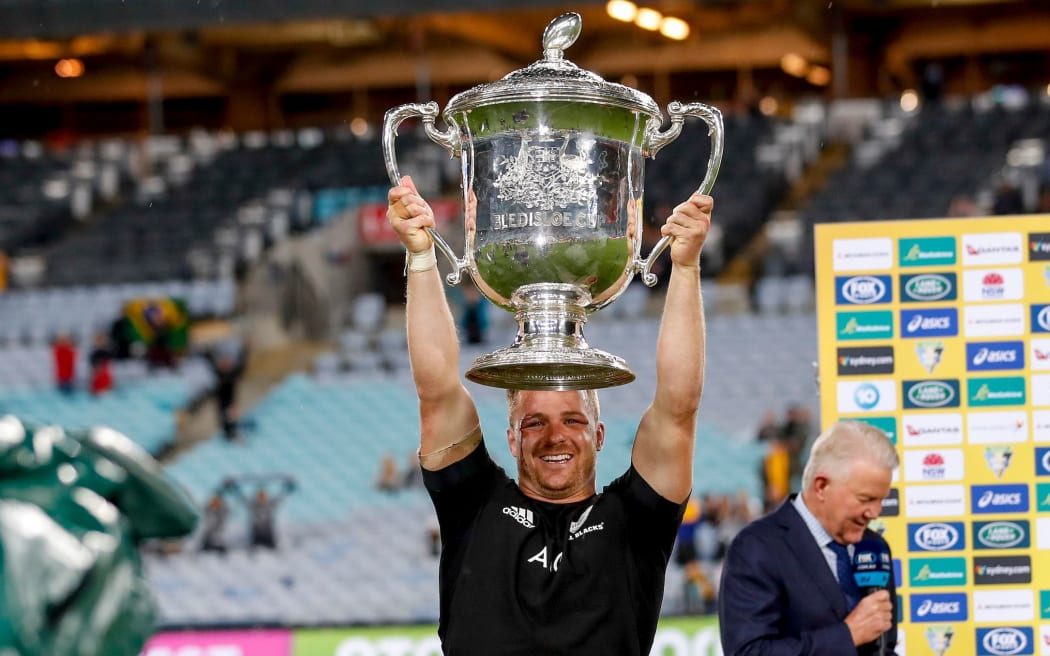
left=844, top=590, right=893, bottom=646
left=387, top=175, right=435, bottom=254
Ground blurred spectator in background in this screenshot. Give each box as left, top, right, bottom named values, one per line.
left=781, top=403, right=813, bottom=489
left=948, top=194, right=980, bottom=217
left=200, top=491, right=230, bottom=553
left=206, top=340, right=250, bottom=441
left=228, top=475, right=296, bottom=550
left=402, top=450, right=423, bottom=489
left=459, top=285, right=489, bottom=345
left=762, top=434, right=792, bottom=512
left=674, top=496, right=716, bottom=614
left=52, top=333, right=77, bottom=395
left=375, top=452, right=402, bottom=493
left=992, top=177, right=1025, bottom=215
left=755, top=409, right=781, bottom=442
left=88, top=331, right=114, bottom=396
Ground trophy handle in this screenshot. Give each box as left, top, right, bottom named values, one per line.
left=382, top=102, right=469, bottom=284
left=637, top=102, right=724, bottom=287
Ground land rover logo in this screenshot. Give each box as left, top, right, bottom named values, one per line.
left=908, top=381, right=955, bottom=408
left=977, top=521, right=1025, bottom=549
left=905, top=274, right=953, bottom=302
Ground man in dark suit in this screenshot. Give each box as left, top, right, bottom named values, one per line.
left=719, top=420, right=899, bottom=655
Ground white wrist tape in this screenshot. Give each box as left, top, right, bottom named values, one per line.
left=407, top=245, right=437, bottom=272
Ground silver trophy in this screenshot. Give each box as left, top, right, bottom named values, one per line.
left=383, top=12, right=723, bottom=390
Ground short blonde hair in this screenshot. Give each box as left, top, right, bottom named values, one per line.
left=801, top=420, right=898, bottom=491
left=506, top=389, right=601, bottom=428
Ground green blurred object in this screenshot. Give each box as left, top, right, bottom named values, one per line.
left=0, top=414, right=199, bottom=656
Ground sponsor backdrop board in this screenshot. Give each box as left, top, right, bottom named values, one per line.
left=140, top=617, right=722, bottom=656
left=816, top=218, right=1050, bottom=656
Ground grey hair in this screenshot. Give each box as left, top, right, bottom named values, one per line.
left=506, top=389, right=601, bottom=428
left=801, top=420, right=899, bottom=491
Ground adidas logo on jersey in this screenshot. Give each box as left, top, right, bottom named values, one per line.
left=503, top=505, right=535, bottom=528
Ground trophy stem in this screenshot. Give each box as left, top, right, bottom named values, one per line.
left=465, top=283, right=635, bottom=390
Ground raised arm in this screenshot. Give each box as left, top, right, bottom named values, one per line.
left=631, top=193, right=712, bottom=503
left=387, top=176, right=481, bottom=470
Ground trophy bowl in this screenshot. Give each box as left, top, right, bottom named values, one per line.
left=383, top=12, right=722, bottom=391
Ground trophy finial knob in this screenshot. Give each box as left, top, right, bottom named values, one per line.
left=542, top=12, right=582, bottom=61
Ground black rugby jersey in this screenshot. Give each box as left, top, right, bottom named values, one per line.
left=423, top=441, right=687, bottom=656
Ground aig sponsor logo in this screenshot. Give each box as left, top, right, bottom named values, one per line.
left=973, top=589, right=1035, bottom=623
left=911, top=593, right=969, bottom=622
left=836, top=310, right=894, bottom=340
left=974, top=556, right=1033, bottom=585
left=833, top=237, right=893, bottom=271
left=972, top=484, right=1029, bottom=514
left=1031, top=338, right=1050, bottom=371
left=908, top=522, right=965, bottom=551
left=900, top=237, right=957, bottom=267
left=837, top=380, right=897, bottom=413
left=901, top=308, right=958, bottom=338
left=904, top=449, right=964, bottom=482
left=962, top=232, right=1023, bottom=266
left=976, top=626, right=1033, bottom=656
left=835, top=275, right=892, bottom=305
left=972, top=520, right=1030, bottom=550
left=1029, top=232, right=1050, bottom=261
left=967, top=410, right=1028, bottom=445
left=901, top=272, right=957, bottom=303
left=969, top=376, right=1027, bottom=407
left=963, top=268, right=1025, bottom=302
left=902, top=412, right=962, bottom=447
left=903, top=379, right=960, bottom=409
left=837, top=346, right=894, bottom=376
left=967, top=341, right=1025, bottom=371
left=1032, top=304, right=1050, bottom=333
left=1036, top=447, right=1050, bottom=477
left=906, top=485, right=966, bottom=518
left=966, top=304, right=1026, bottom=338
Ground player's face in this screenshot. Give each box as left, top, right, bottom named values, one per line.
left=507, top=390, right=604, bottom=503
left=816, top=459, right=892, bottom=544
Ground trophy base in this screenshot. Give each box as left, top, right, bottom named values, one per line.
left=466, top=346, right=635, bottom=391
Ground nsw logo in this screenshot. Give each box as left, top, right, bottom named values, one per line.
left=972, top=484, right=1029, bottom=514
left=1033, top=304, right=1050, bottom=333
left=967, top=341, right=1024, bottom=371
left=901, top=308, right=958, bottom=338
left=976, top=626, right=1033, bottom=656
left=973, top=520, right=1029, bottom=550
left=836, top=275, right=892, bottom=305
left=963, top=268, right=1024, bottom=302
left=908, top=522, right=964, bottom=551
left=903, top=379, right=960, bottom=409
left=901, top=272, right=957, bottom=303
left=911, top=592, right=968, bottom=622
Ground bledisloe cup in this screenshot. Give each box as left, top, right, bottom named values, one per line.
left=383, top=12, right=723, bottom=390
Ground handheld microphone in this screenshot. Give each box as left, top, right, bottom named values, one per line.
left=852, top=539, right=893, bottom=654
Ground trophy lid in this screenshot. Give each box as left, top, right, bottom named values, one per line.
left=443, top=12, right=661, bottom=119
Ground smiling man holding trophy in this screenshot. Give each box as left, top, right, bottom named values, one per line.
left=385, top=12, right=720, bottom=654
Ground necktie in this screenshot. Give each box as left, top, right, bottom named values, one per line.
left=828, top=540, right=861, bottom=611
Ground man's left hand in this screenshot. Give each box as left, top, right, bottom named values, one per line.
left=663, top=193, right=713, bottom=268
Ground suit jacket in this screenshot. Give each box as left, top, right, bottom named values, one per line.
left=718, top=495, right=897, bottom=655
